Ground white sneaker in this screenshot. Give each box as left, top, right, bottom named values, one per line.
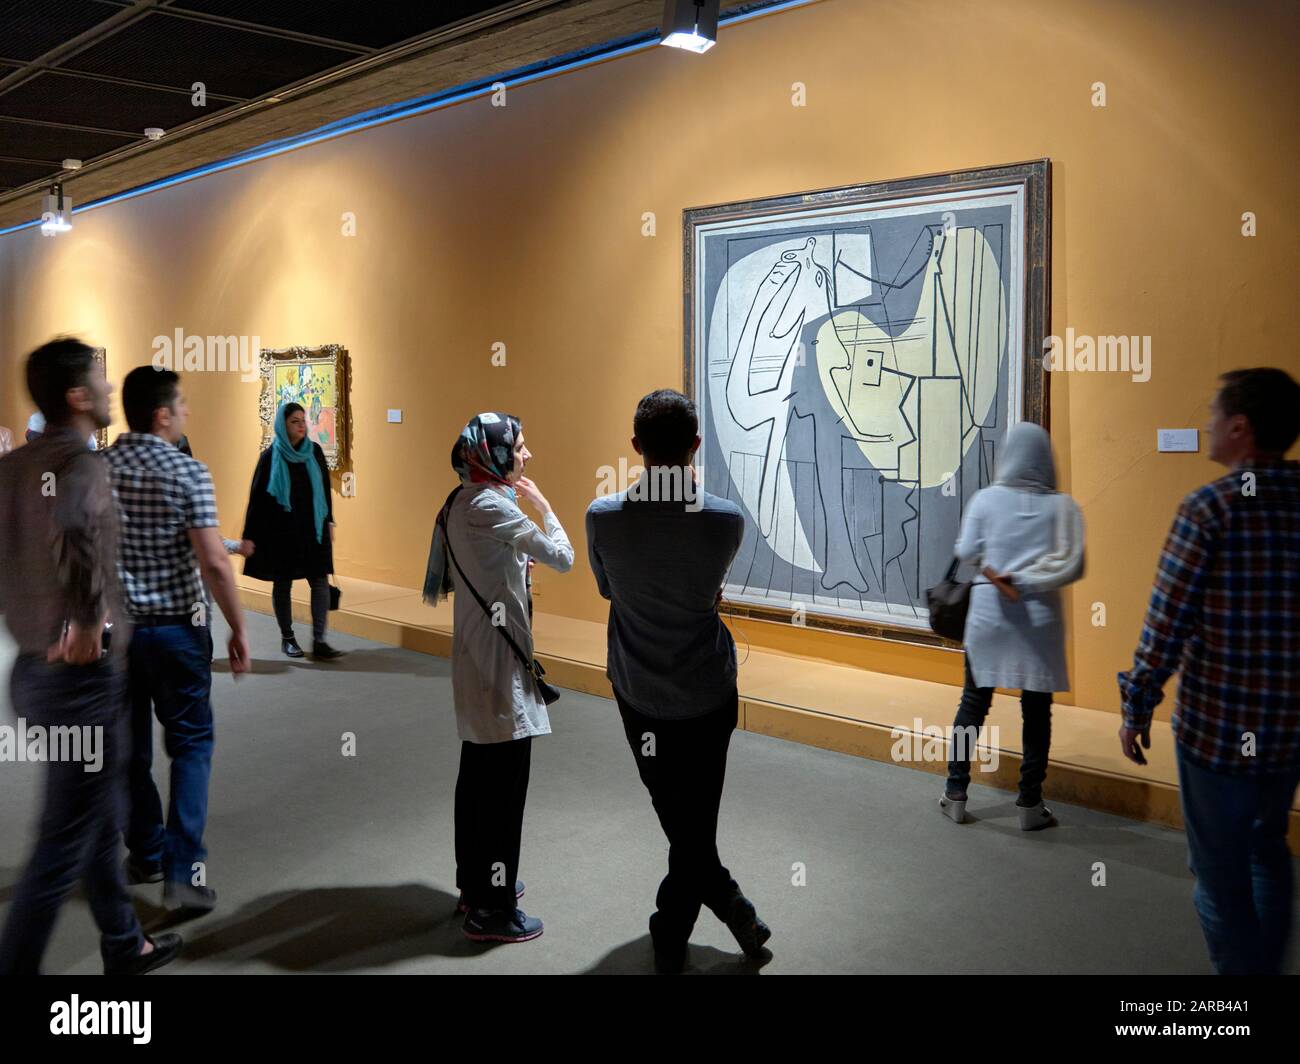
left=1017, top=801, right=1057, bottom=831
left=938, top=792, right=968, bottom=824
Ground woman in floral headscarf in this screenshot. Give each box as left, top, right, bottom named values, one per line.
left=424, top=412, right=573, bottom=944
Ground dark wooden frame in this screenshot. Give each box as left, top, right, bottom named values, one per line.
left=682, top=159, right=1051, bottom=648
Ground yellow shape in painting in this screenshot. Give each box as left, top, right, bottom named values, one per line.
left=815, top=311, right=914, bottom=471
left=274, top=364, right=338, bottom=449
left=815, top=226, right=1007, bottom=489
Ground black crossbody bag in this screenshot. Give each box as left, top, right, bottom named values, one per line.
left=927, top=494, right=1069, bottom=642
left=926, top=556, right=971, bottom=642
left=438, top=490, right=561, bottom=706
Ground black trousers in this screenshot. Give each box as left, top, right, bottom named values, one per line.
left=946, top=655, right=1052, bottom=805
left=272, top=576, right=329, bottom=642
left=615, top=686, right=742, bottom=949
left=0, top=656, right=144, bottom=974
left=454, top=736, right=532, bottom=912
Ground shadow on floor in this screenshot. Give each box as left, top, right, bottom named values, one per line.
left=940, top=798, right=1193, bottom=869
left=0, top=865, right=24, bottom=905
left=582, top=934, right=770, bottom=975
left=213, top=648, right=446, bottom=678
left=134, top=882, right=772, bottom=974
left=152, top=883, right=490, bottom=971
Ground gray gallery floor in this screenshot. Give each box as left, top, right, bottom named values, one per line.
left=1, top=611, right=1295, bottom=975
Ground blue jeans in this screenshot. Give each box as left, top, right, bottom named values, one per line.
left=1176, top=743, right=1300, bottom=975
left=126, top=623, right=215, bottom=885
left=0, top=655, right=144, bottom=974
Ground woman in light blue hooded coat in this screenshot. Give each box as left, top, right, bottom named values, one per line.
left=939, top=423, right=1086, bottom=829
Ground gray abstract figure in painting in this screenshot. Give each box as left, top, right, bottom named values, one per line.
left=698, top=187, right=1021, bottom=632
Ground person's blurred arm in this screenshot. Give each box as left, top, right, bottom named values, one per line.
left=1116, top=492, right=1216, bottom=761
left=239, top=451, right=269, bottom=556
left=982, top=567, right=1020, bottom=602
left=585, top=505, right=611, bottom=600
left=315, top=444, right=336, bottom=545
left=189, top=527, right=249, bottom=674
left=492, top=478, right=574, bottom=574
left=717, top=509, right=745, bottom=609
left=50, top=453, right=109, bottom=663
left=184, top=463, right=248, bottom=674
left=1005, top=495, right=1086, bottom=594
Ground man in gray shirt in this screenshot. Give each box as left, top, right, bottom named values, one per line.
left=0, top=338, right=181, bottom=974
left=586, top=388, right=770, bottom=973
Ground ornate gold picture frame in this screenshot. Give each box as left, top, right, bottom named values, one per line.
left=257, top=345, right=351, bottom=470
left=92, top=347, right=108, bottom=450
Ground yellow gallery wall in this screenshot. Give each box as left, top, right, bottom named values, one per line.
left=1, top=0, right=1297, bottom=714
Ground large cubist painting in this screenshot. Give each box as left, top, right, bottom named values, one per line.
left=684, top=161, right=1050, bottom=645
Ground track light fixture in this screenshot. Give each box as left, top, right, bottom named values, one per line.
left=660, top=0, right=719, bottom=53
left=39, top=184, right=72, bottom=235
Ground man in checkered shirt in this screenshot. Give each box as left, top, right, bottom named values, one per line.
left=104, top=366, right=250, bottom=914
left=1119, top=367, right=1300, bottom=975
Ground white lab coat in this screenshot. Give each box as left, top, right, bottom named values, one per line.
left=445, top=482, right=574, bottom=743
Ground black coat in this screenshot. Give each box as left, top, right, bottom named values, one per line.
left=241, top=444, right=334, bottom=581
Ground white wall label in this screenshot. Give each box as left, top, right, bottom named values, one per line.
left=387, top=409, right=403, bottom=424
left=1157, top=428, right=1198, bottom=452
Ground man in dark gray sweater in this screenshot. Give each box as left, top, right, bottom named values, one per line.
left=0, top=338, right=181, bottom=974
left=586, top=388, right=770, bottom=973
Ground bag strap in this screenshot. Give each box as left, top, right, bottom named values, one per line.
left=943, top=556, right=961, bottom=582
left=438, top=487, right=542, bottom=682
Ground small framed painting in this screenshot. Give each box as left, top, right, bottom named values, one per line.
left=257, top=344, right=351, bottom=469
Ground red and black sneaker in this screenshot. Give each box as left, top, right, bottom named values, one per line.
left=462, top=907, right=543, bottom=943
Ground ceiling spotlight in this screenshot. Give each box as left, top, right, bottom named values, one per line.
left=143, top=127, right=164, bottom=140
left=62, top=158, right=83, bottom=170
left=40, top=184, right=72, bottom=235
left=660, top=0, right=719, bottom=53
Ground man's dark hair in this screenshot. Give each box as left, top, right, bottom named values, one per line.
left=25, top=337, right=96, bottom=425
left=634, top=389, right=698, bottom=465
left=1217, top=368, right=1300, bottom=454
left=122, top=366, right=180, bottom=433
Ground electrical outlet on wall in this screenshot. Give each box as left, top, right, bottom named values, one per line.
left=387, top=409, right=403, bottom=424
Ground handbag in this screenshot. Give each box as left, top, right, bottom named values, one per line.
left=926, top=556, right=971, bottom=642
left=328, top=578, right=342, bottom=611
left=927, top=492, right=1071, bottom=642
left=438, top=493, right=561, bottom=706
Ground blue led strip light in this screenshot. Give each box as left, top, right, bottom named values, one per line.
left=0, top=0, right=813, bottom=238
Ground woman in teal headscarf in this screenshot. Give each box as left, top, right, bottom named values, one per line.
left=239, top=402, right=342, bottom=660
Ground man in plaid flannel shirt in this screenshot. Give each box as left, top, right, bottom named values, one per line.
left=1119, top=367, right=1300, bottom=975
left=105, top=366, right=249, bottom=915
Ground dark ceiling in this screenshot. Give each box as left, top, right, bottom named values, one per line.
left=0, top=0, right=777, bottom=229
left=0, top=0, right=528, bottom=197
